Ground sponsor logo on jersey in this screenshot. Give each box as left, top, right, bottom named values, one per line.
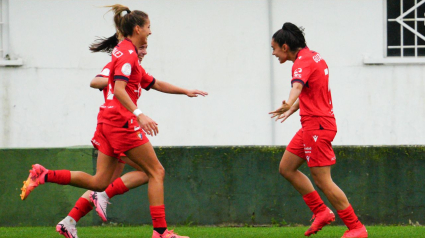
left=122, top=63, right=132, bottom=76
left=129, top=50, right=134, bottom=54
left=313, top=135, right=318, bottom=142
left=313, top=53, right=322, bottom=63
left=306, top=156, right=310, bottom=162
left=294, top=68, right=302, bottom=78
left=91, top=139, right=100, bottom=146
left=100, top=68, right=110, bottom=76
left=134, top=126, right=140, bottom=131
left=112, top=48, right=123, bottom=58
left=324, top=68, right=329, bottom=75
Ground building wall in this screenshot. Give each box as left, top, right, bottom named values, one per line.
left=0, top=0, right=423, bottom=147
left=3, top=146, right=425, bottom=226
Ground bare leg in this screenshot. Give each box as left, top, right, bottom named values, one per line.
left=69, top=151, right=118, bottom=191
left=125, top=142, right=165, bottom=206
left=119, top=156, right=149, bottom=189
left=310, top=166, right=350, bottom=210
left=80, top=162, right=126, bottom=201
left=279, top=150, right=315, bottom=195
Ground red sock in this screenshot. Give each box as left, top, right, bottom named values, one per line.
left=303, top=191, right=327, bottom=214
left=46, top=170, right=71, bottom=185
left=150, top=205, right=167, bottom=228
left=337, top=204, right=363, bottom=230
left=68, top=197, right=93, bottom=222
left=105, top=177, right=129, bottom=199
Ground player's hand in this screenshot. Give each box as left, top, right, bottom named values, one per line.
left=275, top=109, right=293, bottom=123
left=137, top=114, right=158, bottom=136
left=269, top=100, right=291, bottom=119
left=186, top=89, right=208, bottom=97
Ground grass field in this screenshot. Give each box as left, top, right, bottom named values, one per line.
left=1, top=225, right=424, bottom=238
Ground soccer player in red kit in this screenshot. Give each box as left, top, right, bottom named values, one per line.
left=269, top=23, right=367, bottom=238
left=55, top=44, right=150, bottom=238
left=20, top=4, right=206, bottom=238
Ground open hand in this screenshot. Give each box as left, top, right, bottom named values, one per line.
left=137, top=114, right=158, bottom=136
left=186, top=89, right=208, bottom=97
left=269, top=100, right=291, bottom=120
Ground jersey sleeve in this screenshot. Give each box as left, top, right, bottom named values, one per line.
left=291, top=59, right=312, bottom=86
left=112, top=48, right=138, bottom=82
left=140, top=67, right=156, bottom=91
left=96, top=62, right=112, bottom=78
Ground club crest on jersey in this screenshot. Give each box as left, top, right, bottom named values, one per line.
left=313, top=53, right=322, bottom=63
left=112, top=48, right=123, bottom=58
left=122, top=63, right=132, bottom=76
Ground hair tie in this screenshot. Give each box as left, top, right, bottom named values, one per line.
left=126, top=9, right=131, bottom=14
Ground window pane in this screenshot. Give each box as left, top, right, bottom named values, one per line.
left=388, top=48, right=401, bottom=56
left=404, top=48, right=415, bottom=56
left=387, top=0, right=401, bottom=19
left=417, top=48, right=425, bottom=56
left=403, top=21, right=415, bottom=45
left=403, top=0, right=415, bottom=18
left=388, top=22, right=401, bottom=46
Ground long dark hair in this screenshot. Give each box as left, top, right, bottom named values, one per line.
left=89, top=4, right=149, bottom=54
left=272, top=22, right=306, bottom=51
left=89, top=33, right=120, bottom=54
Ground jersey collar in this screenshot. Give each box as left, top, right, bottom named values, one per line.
left=295, top=46, right=309, bottom=61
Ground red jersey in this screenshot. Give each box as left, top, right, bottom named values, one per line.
left=98, top=39, right=155, bottom=127
left=95, top=62, right=113, bottom=101
left=291, top=47, right=336, bottom=131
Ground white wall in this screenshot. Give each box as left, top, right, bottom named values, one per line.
left=0, top=0, right=423, bottom=147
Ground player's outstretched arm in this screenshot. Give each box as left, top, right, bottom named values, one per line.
left=152, top=80, right=208, bottom=97
left=90, top=77, right=108, bottom=90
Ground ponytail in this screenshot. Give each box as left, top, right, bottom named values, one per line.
left=272, top=22, right=306, bottom=51
left=89, top=4, right=148, bottom=54
left=107, top=4, right=148, bottom=38
left=89, top=33, right=120, bottom=54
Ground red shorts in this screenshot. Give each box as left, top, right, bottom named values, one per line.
left=286, top=128, right=337, bottom=167
left=91, top=121, right=149, bottom=159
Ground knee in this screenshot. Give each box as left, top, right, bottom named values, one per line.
left=313, top=177, right=332, bottom=191
left=150, top=166, right=165, bottom=181
left=279, top=166, right=292, bottom=179
left=91, top=180, right=110, bottom=192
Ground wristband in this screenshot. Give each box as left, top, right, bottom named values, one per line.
left=133, top=109, right=143, bottom=116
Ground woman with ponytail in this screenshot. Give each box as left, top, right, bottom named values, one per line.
left=270, top=22, right=367, bottom=238
left=21, top=4, right=205, bottom=238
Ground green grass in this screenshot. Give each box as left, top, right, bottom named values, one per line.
left=0, top=226, right=424, bottom=237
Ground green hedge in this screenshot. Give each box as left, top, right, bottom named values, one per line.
left=1, top=146, right=424, bottom=226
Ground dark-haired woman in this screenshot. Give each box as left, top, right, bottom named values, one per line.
left=21, top=4, right=206, bottom=238
left=269, top=22, right=367, bottom=238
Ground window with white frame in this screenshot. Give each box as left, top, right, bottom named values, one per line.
left=387, top=0, right=425, bottom=57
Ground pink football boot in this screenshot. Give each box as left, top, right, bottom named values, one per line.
left=304, top=207, right=335, bottom=236
left=20, top=164, right=48, bottom=200
left=90, top=191, right=110, bottom=222
left=152, top=229, right=189, bottom=238
left=341, top=225, right=368, bottom=238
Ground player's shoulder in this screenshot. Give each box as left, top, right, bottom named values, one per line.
left=111, top=41, right=138, bottom=61
left=294, top=48, right=324, bottom=67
